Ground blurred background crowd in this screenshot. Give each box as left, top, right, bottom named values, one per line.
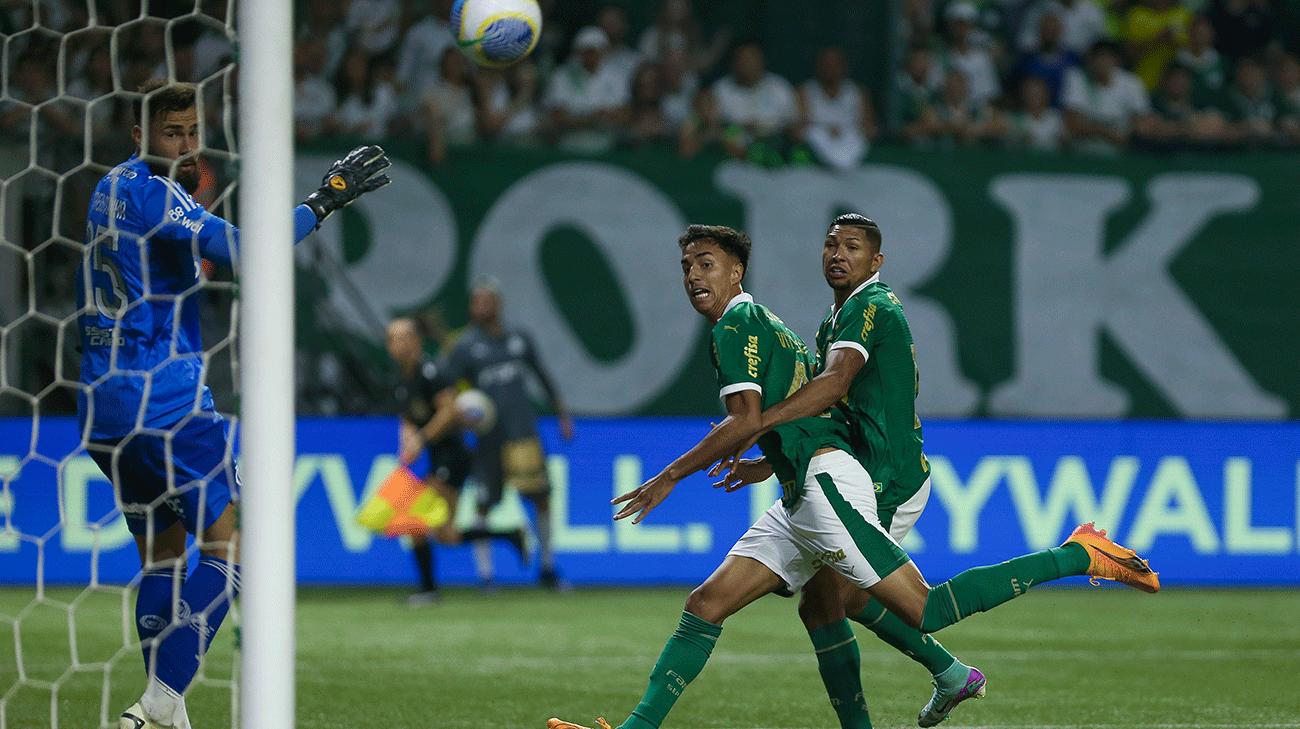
left=6, top=0, right=1300, bottom=169
left=3, top=0, right=1300, bottom=417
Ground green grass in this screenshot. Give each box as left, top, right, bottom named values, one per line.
left=3, top=586, right=1299, bottom=729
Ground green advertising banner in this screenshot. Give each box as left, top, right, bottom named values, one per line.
left=293, top=143, right=1300, bottom=419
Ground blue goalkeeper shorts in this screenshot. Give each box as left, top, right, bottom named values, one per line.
left=89, top=413, right=237, bottom=537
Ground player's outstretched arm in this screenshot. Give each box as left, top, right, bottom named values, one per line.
left=711, top=347, right=865, bottom=477
left=302, top=144, right=392, bottom=226
left=612, top=389, right=762, bottom=523
left=762, top=347, right=864, bottom=431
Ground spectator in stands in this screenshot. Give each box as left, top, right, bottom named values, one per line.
left=638, top=0, right=731, bottom=73
left=544, top=26, right=631, bottom=154
left=1208, top=0, right=1278, bottom=66
left=297, top=2, right=347, bottom=78
left=1010, top=11, right=1081, bottom=107
left=1274, top=53, right=1300, bottom=141
left=423, top=46, right=478, bottom=165
left=898, top=44, right=943, bottom=145
left=1005, top=75, right=1067, bottom=151
left=68, top=43, right=131, bottom=147
left=705, top=43, right=798, bottom=163
left=1176, top=15, right=1226, bottom=102
left=191, top=0, right=233, bottom=80
left=327, top=47, right=400, bottom=139
left=398, top=0, right=455, bottom=103
left=796, top=46, right=878, bottom=169
left=1224, top=55, right=1279, bottom=143
left=473, top=62, right=542, bottom=146
left=1123, top=0, right=1192, bottom=90
left=930, top=67, right=1008, bottom=147
left=901, top=0, right=938, bottom=46
left=1018, top=0, right=1109, bottom=56
left=294, top=40, right=338, bottom=142
left=346, top=0, right=402, bottom=56
left=1062, top=40, right=1156, bottom=152
left=943, top=1, right=1002, bottom=106
left=1149, top=62, right=1231, bottom=147
left=597, top=4, right=640, bottom=83
left=134, top=20, right=168, bottom=81
left=658, top=46, right=701, bottom=129
left=622, top=62, right=673, bottom=147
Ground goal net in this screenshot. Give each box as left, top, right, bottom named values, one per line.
left=1, top=2, right=244, bottom=727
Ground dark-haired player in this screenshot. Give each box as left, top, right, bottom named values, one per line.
left=79, top=79, right=390, bottom=729
left=548, top=223, right=1158, bottom=729
left=386, top=316, right=526, bottom=605
left=714, top=213, right=1161, bottom=726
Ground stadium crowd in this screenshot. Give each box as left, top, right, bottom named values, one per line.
left=4, top=0, right=1300, bottom=171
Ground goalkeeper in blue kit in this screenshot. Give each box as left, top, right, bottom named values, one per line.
left=78, top=79, right=390, bottom=729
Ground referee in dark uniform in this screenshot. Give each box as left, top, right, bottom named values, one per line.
left=386, top=316, right=522, bottom=604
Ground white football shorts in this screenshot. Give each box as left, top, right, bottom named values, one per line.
left=727, top=449, right=911, bottom=593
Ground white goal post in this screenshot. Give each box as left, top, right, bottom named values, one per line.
left=236, top=1, right=296, bottom=729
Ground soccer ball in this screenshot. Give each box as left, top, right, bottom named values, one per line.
left=452, top=0, right=542, bottom=68
left=454, top=389, right=497, bottom=435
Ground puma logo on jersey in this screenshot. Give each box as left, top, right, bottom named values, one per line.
left=723, top=325, right=739, bottom=333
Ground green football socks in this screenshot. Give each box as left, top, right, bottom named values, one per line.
left=808, top=619, right=872, bottom=729
left=619, top=611, right=722, bottom=729
left=920, top=543, right=1090, bottom=633
left=851, top=600, right=958, bottom=677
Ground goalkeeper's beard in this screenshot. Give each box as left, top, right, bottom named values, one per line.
left=148, top=160, right=201, bottom=194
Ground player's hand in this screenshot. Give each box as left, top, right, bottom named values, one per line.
left=303, top=144, right=392, bottom=225
left=706, top=431, right=762, bottom=477
left=612, top=471, right=676, bottom=524
left=712, top=458, right=773, bottom=493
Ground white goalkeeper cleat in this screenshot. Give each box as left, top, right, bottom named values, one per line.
left=120, top=702, right=173, bottom=729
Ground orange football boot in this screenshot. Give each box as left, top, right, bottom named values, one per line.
left=1063, top=522, right=1160, bottom=593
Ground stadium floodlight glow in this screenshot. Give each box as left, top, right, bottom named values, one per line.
left=238, top=1, right=297, bottom=728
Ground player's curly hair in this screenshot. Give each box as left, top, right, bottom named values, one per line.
left=678, top=225, right=752, bottom=279
left=134, top=79, right=197, bottom=127
left=829, top=213, right=882, bottom=252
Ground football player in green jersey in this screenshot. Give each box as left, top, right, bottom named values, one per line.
left=550, top=225, right=928, bottom=729
left=713, top=213, right=1161, bottom=726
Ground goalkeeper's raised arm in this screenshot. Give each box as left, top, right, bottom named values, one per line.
left=75, top=78, right=390, bottom=729
left=110, top=81, right=390, bottom=268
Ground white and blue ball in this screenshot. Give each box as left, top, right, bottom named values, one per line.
left=452, top=0, right=542, bottom=68
left=454, top=388, right=497, bottom=435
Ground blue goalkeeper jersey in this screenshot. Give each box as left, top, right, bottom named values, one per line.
left=77, top=155, right=318, bottom=440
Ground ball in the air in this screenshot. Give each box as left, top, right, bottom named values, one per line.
left=454, top=389, right=497, bottom=435
left=452, top=0, right=542, bottom=68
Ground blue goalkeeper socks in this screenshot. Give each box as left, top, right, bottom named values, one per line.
left=135, top=567, right=176, bottom=673
left=154, top=556, right=240, bottom=694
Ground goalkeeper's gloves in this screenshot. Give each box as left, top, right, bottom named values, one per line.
left=303, top=144, right=392, bottom=226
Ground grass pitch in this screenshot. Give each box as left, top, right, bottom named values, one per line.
left=2, top=586, right=1298, bottom=729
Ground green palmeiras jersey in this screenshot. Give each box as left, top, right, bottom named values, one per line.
left=711, top=293, right=852, bottom=508
left=815, top=276, right=930, bottom=526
